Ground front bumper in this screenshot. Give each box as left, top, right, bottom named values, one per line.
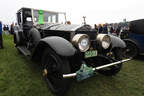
left=63, top=58, right=132, bottom=79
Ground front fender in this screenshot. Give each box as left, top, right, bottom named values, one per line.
left=34, top=36, right=76, bottom=57
left=110, top=35, right=126, bottom=48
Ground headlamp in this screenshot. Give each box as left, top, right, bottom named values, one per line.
left=96, top=34, right=111, bottom=49
left=72, top=34, right=90, bottom=52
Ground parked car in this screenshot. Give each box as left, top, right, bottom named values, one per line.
left=14, top=7, right=131, bottom=96
left=120, top=19, right=144, bottom=58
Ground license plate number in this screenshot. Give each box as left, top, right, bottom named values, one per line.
left=85, top=50, right=97, bottom=58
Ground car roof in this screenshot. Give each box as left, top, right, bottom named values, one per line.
left=130, top=19, right=144, bottom=34
left=17, top=7, right=63, bottom=14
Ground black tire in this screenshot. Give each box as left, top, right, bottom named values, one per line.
left=124, top=41, right=138, bottom=58
left=27, top=28, right=41, bottom=50
left=98, top=48, right=122, bottom=76
left=29, top=28, right=41, bottom=46
left=14, top=32, right=20, bottom=45
left=41, top=47, right=71, bottom=96
left=14, top=32, right=25, bottom=46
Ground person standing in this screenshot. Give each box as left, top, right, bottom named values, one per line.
left=0, top=21, right=3, bottom=49
left=14, top=23, right=19, bottom=32
left=6, top=25, right=9, bottom=33
left=98, top=24, right=103, bottom=33
left=3, top=24, right=9, bottom=35
left=3, top=25, right=5, bottom=31
left=102, top=23, right=108, bottom=34
left=10, top=23, right=14, bottom=34
left=92, top=24, right=98, bottom=34
left=3, top=25, right=6, bottom=35
left=116, top=24, right=121, bottom=36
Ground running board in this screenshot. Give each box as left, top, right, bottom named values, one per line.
left=17, top=46, right=31, bottom=56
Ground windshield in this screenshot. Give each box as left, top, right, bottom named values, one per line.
left=33, top=9, right=66, bottom=24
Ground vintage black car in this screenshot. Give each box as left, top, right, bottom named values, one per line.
left=14, top=7, right=131, bottom=95
left=120, top=19, right=144, bottom=58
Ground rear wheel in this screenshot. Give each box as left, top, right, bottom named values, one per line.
left=14, top=32, right=25, bottom=46
left=14, top=32, right=20, bottom=45
left=14, top=32, right=22, bottom=54
left=41, top=47, right=71, bottom=96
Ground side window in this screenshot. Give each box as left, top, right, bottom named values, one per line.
left=47, top=15, right=56, bottom=23
left=52, top=15, right=56, bottom=23
left=48, top=16, right=51, bottom=23
left=17, top=12, right=22, bottom=24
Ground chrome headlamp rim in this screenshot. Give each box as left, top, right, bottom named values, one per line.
left=96, top=34, right=111, bottom=49
left=72, top=34, right=90, bottom=52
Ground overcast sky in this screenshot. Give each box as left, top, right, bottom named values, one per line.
left=0, top=0, right=144, bottom=25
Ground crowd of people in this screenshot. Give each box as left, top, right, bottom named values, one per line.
left=92, top=22, right=129, bottom=36
left=3, top=24, right=10, bottom=34
left=2, top=21, right=129, bottom=38
left=2, top=23, right=18, bottom=35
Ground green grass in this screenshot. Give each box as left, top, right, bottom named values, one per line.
left=0, top=34, right=144, bottom=96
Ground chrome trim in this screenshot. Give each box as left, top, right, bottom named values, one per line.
left=63, top=58, right=132, bottom=78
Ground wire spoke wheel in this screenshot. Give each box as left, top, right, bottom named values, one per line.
left=42, top=47, right=71, bottom=96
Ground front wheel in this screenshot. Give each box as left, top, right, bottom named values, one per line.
left=41, top=47, right=71, bottom=96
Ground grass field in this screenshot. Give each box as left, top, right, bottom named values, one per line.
left=0, top=34, right=144, bottom=96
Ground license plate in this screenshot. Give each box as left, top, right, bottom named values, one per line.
left=85, top=50, right=97, bottom=58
